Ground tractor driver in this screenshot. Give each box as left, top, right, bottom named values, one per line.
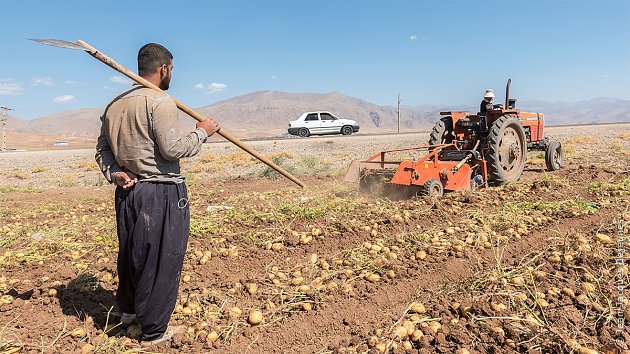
left=480, top=89, right=495, bottom=115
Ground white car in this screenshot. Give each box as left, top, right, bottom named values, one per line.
left=288, top=111, right=360, bottom=137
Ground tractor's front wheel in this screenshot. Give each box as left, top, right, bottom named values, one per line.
left=428, top=117, right=454, bottom=145
left=545, top=140, right=563, bottom=171
left=486, top=115, right=527, bottom=185
left=421, top=178, right=444, bottom=197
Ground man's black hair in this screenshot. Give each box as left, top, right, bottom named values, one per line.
left=137, top=43, right=173, bottom=77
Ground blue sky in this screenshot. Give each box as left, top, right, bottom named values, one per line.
left=0, top=0, right=628, bottom=119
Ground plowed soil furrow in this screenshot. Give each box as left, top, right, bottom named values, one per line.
left=216, top=209, right=612, bottom=353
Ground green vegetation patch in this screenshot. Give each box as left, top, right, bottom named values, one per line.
left=588, top=178, right=630, bottom=193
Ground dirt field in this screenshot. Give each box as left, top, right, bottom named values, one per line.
left=0, top=124, right=629, bottom=354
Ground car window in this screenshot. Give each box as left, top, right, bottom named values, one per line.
left=320, top=113, right=335, bottom=121
left=305, top=114, right=319, bottom=121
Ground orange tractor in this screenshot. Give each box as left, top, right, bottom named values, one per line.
left=345, top=80, right=563, bottom=197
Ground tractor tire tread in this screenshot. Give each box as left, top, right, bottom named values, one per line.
left=421, top=178, right=444, bottom=197
left=545, top=140, right=562, bottom=171
left=486, top=115, right=526, bottom=186
left=428, top=117, right=454, bottom=145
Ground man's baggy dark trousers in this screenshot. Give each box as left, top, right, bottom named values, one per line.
left=114, top=182, right=189, bottom=341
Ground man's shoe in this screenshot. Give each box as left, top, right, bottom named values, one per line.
left=120, top=313, right=137, bottom=329
left=141, top=325, right=183, bottom=346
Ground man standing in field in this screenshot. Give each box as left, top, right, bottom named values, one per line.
left=95, top=43, right=219, bottom=345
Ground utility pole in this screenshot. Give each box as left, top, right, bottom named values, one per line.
left=0, top=105, right=11, bottom=152
left=397, top=93, right=401, bottom=134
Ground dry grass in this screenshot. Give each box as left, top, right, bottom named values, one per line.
left=614, top=132, right=630, bottom=140
left=564, top=135, right=600, bottom=145
left=32, top=166, right=49, bottom=173
left=69, top=160, right=99, bottom=171
left=54, top=174, right=79, bottom=188
left=10, top=171, right=28, bottom=180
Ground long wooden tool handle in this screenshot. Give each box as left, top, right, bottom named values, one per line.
left=76, top=40, right=304, bottom=188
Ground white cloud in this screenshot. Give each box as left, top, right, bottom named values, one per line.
left=194, top=82, right=228, bottom=94
left=208, top=82, right=227, bottom=93
left=53, top=95, right=75, bottom=103
left=0, top=79, right=24, bottom=96
left=600, top=74, right=608, bottom=79
left=409, top=35, right=418, bottom=40
left=110, top=76, right=132, bottom=85
left=271, top=75, right=277, bottom=79
left=32, top=76, right=54, bottom=86
left=64, top=80, right=78, bottom=84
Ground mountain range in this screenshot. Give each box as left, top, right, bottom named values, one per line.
left=3, top=91, right=629, bottom=149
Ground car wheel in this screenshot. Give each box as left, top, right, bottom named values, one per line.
left=341, top=126, right=353, bottom=136
left=298, top=128, right=310, bottom=137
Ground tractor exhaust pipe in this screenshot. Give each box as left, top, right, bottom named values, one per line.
left=505, top=78, right=511, bottom=109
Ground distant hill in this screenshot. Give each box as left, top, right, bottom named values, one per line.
left=6, top=114, right=25, bottom=130
left=187, top=91, right=435, bottom=136
left=516, top=97, right=630, bottom=125
left=8, top=108, right=103, bottom=137
left=405, top=97, right=630, bottom=125
left=5, top=92, right=630, bottom=148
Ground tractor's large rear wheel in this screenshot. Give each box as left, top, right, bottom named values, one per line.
left=486, top=115, right=527, bottom=185
left=428, top=117, right=454, bottom=145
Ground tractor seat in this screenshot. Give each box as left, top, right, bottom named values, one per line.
left=439, top=150, right=481, bottom=161
left=456, top=118, right=475, bottom=127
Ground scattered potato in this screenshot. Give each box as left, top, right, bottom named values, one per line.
left=245, top=283, right=258, bottom=295
left=595, top=233, right=612, bottom=244
left=416, top=251, right=427, bottom=260
left=411, top=329, right=424, bottom=342
left=581, top=282, right=596, bottom=293
left=578, top=348, right=598, bottom=354
left=490, top=302, right=507, bottom=312
left=394, top=326, right=408, bottom=339
left=70, top=328, right=87, bottom=338
left=410, top=302, right=426, bottom=314
left=547, top=254, right=561, bottom=263
left=562, top=287, right=576, bottom=298
left=229, top=306, right=242, bottom=320
left=366, top=274, right=380, bottom=283
left=428, top=322, right=441, bottom=334
left=510, top=276, right=525, bottom=286
left=206, top=331, right=219, bottom=344
left=248, top=309, right=263, bottom=325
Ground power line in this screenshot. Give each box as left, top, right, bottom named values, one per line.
left=397, top=93, right=401, bottom=134
left=1, top=105, right=12, bottom=152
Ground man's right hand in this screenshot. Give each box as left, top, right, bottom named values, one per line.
left=114, top=171, right=139, bottom=190
left=197, top=117, right=220, bottom=137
